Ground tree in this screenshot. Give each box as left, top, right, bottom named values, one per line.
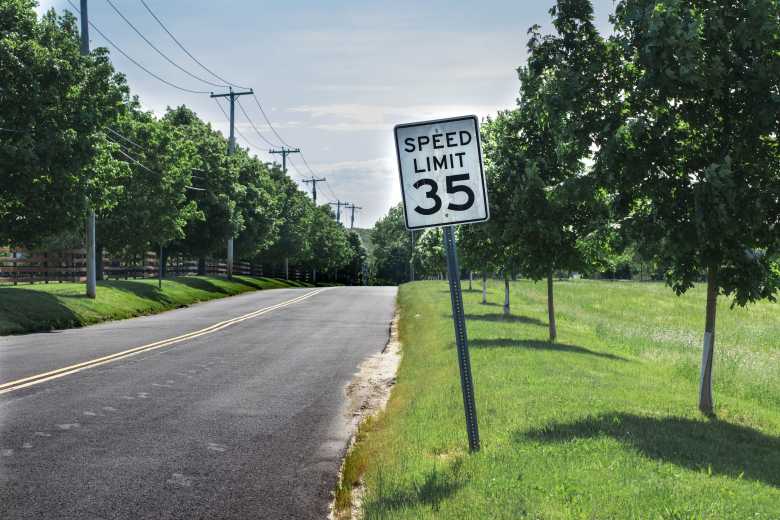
left=459, top=133, right=523, bottom=314
left=344, top=231, right=368, bottom=285
left=599, top=0, right=780, bottom=413
left=490, top=0, right=608, bottom=338
left=232, top=151, right=281, bottom=262
left=413, top=228, right=445, bottom=279
left=257, top=171, right=312, bottom=278
left=164, top=106, right=242, bottom=273
left=302, top=206, right=351, bottom=283
left=457, top=224, right=498, bottom=300
left=99, top=103, right=200, bottom=263
left=0, top=2, right=127, bottom=248
left=371, top=204, right=416, bottom=285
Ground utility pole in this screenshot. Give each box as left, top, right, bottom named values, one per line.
left=302, top=176, right=326, bottom=205
left=328, top=200, right=351, bottom=225
left=269, top=147, right=301, bottom=175
left=347, top=204, right=362, bottom=229
left=210, top=86, right=253, bottom=279
left=80, top=0, right=96, bottom=299
left=269, top=146, right=300, bottom=281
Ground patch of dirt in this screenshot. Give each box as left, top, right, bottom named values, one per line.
left=329, top=311, right=401, bottom=520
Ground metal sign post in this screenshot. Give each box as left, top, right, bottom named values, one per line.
left=443, top=225, right=480, bottom=451
left=394, top=115, right=488, bottom=452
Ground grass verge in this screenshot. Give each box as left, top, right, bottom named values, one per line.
left=337, top=279, right=780, bottom=519
left=0, top=276, right=310, bottom=335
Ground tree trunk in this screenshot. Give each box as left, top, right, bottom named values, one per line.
left=197, top=256, right=206, bottom=276
left=547, top=271, right=557, bottom=342
left=469, top=271, right=473, bottom=291
left=284, top=256, right=289, bottom=280
left=503, top=273, right=510, bottom=316
left=481, top=272, right=487, bottom=304
left=699, top=266, right=718, bottom=415
left=160, top=247, right=168, bottom=277
left=96, top=244, right=104, bottom=281
left=312, top=268, right=317, bottom=284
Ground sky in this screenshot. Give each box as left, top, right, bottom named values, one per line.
left=36, top=0, right=617, bottom=228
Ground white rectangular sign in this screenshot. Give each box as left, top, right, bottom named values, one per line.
left=394, top=115, right=489, bottom=230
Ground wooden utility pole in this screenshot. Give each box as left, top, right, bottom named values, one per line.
left=302, top=176, right=326, bottom=205
left=80, top=0, right=97, bottom=299
left=210, top=87, right=253, bottom=279
left=347, top=204, right=362, bottom=229
left=269, top=146, right=301, bottom=280
left=269, top=147, right=301, bottom=175
left=328, top=200, right=351, bottom=225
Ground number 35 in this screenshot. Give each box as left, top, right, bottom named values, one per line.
left=413, top=174, right=475, bottom=215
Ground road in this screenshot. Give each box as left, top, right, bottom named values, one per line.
left=0, top=286, right=397, bottom=519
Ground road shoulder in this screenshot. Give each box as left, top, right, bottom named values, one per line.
left=330, top=310, right=401, bottom=520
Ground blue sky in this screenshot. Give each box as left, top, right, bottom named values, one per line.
left=36, top=0, right=617, bottom=227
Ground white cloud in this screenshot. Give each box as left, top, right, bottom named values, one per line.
left=289, top=103, right=508, bottom=132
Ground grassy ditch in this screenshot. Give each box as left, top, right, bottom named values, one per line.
left=0, top=276, right=311, bottom=335
left=336, top=279, right=780, bottom=519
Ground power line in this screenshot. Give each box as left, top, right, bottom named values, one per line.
left=251, top=93, right=293, bottom=149
left=74, top=0, right=341, bottom=207
left=213, top=98, right=267, bottom=154
left=106, top=136, right=158, bottom=175
left=106, top=127, right=145, bottom=151
left=323, top=182, right=339, bottom=202
left=299, top=152, right=323, bottom=179
left=236, top=99, right=278, bottom=148
left=297, top=151, right=340, bottom=201
left=138, top=0, right=250, bottom=90
left=104, top=0, right=226, bottom=88
left=285, top=156, right=306, bottom=180
left=107, top=136, right=204, bottom=191
left=66, top=0, right=209, bottom=94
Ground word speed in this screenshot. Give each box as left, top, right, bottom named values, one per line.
left=395, top=115, right=489, bottom=230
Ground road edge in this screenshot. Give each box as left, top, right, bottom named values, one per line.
left=329, top=309, right=402, bottom=520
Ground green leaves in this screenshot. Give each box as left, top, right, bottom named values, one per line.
left=483, top=0, right=610, bottom=280
left=0, top=1, right=127, bottom=247
left=600, top=0, right=780, bottom=305
left=371, top=204, right=414, bottom=284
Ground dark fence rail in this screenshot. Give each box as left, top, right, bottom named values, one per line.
left=0, top=248, right=313, bottom=285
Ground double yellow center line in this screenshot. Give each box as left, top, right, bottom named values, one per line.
left=0, top=289, right=325, bottom=396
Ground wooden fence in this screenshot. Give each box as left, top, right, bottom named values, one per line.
left=0, top=248, right=312, bottom=285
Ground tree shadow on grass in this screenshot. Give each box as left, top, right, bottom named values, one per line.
left=463, top=313, right=547, bottom=326
left=0, top=287, right=82, bottom=334
left=169, top=276, right=231, bottom=295
left=230, top=277, right=271, bottom=290
left=516, top=413, right=780, bottom=488
left=469, top=338, right=626, bottom=361
left=101, top=280, right=175, bottom=305
left=364, top=465, right=463, bottom=514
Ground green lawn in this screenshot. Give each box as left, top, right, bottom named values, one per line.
left=338, top=279, right=780, bottom=519
left=0, top=276, right=310, bottom=335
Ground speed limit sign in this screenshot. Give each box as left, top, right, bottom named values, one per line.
left=394, top=114, right=487, bottom=452
left=394, top=115, right=489, bottom=230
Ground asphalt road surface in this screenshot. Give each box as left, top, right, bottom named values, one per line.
left=0, top=286, right=397, bottom=519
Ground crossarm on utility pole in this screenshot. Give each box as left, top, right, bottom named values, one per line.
left=302, top=176, right=326, bottom=205
left=269, top=147, right=301, bottom=175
